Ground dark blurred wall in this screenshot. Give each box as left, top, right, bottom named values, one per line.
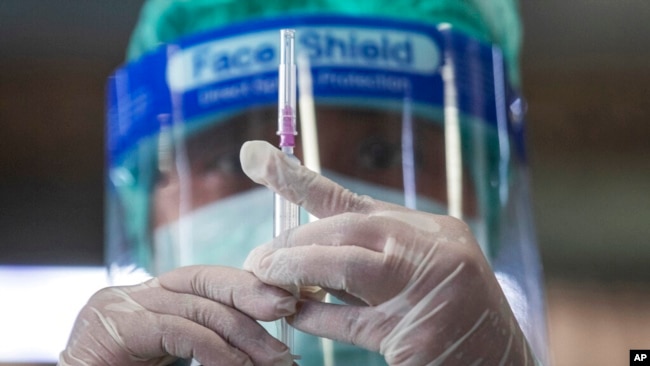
left=521, top=1, right=650, bottom=282
left=0, top=0, right=145, bottom=264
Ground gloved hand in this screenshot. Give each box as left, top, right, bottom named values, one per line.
left=241, top=141, right=536, bottom=365
left=59, top=265, right=297, bottom=366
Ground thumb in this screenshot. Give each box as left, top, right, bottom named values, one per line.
left=240, top=140, right=377, bottom=218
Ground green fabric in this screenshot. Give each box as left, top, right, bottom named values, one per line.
left=127, top=0, right=522, bottom=86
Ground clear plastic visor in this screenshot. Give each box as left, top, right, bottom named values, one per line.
left=151, top=104, right=477, bottom=231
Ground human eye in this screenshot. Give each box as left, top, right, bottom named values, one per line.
left=358, top=136, right=398, bottom=170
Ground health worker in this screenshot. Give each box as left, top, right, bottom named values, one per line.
left=60, top=0, right=548, bottom=365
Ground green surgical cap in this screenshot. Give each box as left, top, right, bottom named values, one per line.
left=127, top=0, right=522, bottom=86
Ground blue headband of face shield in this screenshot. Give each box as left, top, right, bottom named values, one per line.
left=106, top=14, right=527, bottom=278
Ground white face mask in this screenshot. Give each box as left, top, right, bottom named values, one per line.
left=152, top=186, right=274, bottom=274
left=152, top=170, right=458, bottom=274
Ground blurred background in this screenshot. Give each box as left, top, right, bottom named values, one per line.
left=0, top=0, right=648, bottom=365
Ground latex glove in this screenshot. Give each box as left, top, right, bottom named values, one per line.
left=59, top=265, right=297, bottom=366
left=241, top=141, right=536, bottom=365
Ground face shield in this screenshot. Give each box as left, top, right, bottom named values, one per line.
left=106, top=14, right=545, bottom=363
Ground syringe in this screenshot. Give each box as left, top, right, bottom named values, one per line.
left=275, top=28, right=299, bottom=356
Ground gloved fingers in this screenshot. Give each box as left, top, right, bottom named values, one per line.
left=119, top=310, right=255, bottom=365
left=124, top=281, right=293, bottom=365
left=243, top=212, right=433, bottom=304
left=240, top=140, right=401, bottom=219
left=68, top=287, right=254, bottom=365
left=262, top=211, right=403, bottom=253
left=287, top=300, right=390, bottom=354
left=157, top=265, right=296, bottom=321
left=246, top=243, right=403, bottom=306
